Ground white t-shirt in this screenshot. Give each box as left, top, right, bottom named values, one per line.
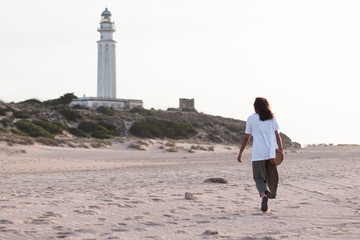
left=245, top=113, right=279, bottom=161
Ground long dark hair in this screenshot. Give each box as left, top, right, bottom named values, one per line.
left=254, top=97, right=274, bottom=121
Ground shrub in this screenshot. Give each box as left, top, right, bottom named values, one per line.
left=128, top=141, right=147, bottom=150
left=130, top=117, right=197, bottom=139
left=90, top=140, right=112, bottom=148
left=44, top=93, right=77, bottom=106
left=15, top=120, right=53, bottom=138
left=96, top=106, right=115, bottom=116
left=0, top=108, right=7, bottom=116
left=98, top=122, right=121, bottom=136
left=11, top=128, right=26, bottom=136
left=0, top=134, right=34, bottom=145
left=90, top=115, right=105, bottom=121
left=166, top=147, right=179, bottom=152
left=0, top=106, right=13, bottom=116
left=207, top=133, right=222, bottom=143
left=77, top=121, right=113, bottom=139
left=33, top=119, right=63, bottom=135
left=226, top=125, right=244, bottom=133
left=36, top=137, right=59, bottom=146
left=0, top=126, right=7, bottom=133
left=68, top=128, right=89, bottom=138
left=13, top=111, right=31, bottom=119
left=78, top=121, right=106, bottom=133
left=21, top=99, right=43, bottom=106
left=1, top=118, right=10, bottom=127
left=91, top=130, right=112, bottom=139
left=129, top=107, right=155, bottom=116
left=71, top=104, right=89, bottom=110
left=59, top=109, right=83, bottom=121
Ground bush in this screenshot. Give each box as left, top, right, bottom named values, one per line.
left=44, top=93, right=77, bottom=106
left=78, top=121, right=107, bottom=133
left=0, top=106, right=13, bottom=116
left=0, top=134, right=34, bottom=145
left=13, top=111, right=31, bottom=119
left=59, top=109, right=83, bottom=121
left=130, top=107, right=155, bottom=116
left=71, top=104, right=89, bottom=110
left=77, top=121, right=113, bottom=139
left=207, top=133, right=222, bottom=143
left=130, top=117, right=197, bottom=139
left=21, top=99, right=43, bottom=106
left=91, top=130, right=112, bottom=139
left=36, top=137, right=59, bottom=146
left=0, top=126, right=8, bottom=133
left=68, top=128, right=89, bottom=138
left=98, top=122, right=121, bottom=136
left=15, top=120, right=54, bottom=138
left=33, top=119, right=63, bottom=135
left=90, top=115, right=105, bottom=121
left=0, top=118, right=10, bottom=127
left=96, top=106, right=115, bottom=116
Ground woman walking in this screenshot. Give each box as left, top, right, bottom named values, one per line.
left=237, top=97, right=283, bottom=212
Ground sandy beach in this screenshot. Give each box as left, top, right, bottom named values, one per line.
left=0, top=141, right=359, bottom=239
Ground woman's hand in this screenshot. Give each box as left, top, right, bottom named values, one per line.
left=237, top=134, right=251, bottom=164
left=237, top=154, right=242, bottom=163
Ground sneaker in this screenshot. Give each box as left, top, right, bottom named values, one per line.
left=261, top=196, right=268, bottom=212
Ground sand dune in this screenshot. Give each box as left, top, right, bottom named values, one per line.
left=0, top=142, right=359, bottom=239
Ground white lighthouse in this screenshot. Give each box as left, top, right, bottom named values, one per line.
left=71, top=8, right=143, bottom=110
left=97, top=8, right=116, bottom=98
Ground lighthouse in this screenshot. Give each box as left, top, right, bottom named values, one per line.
left=97, top=8, right=116, bottom=98
left=70, top=8, right=142, bottom=110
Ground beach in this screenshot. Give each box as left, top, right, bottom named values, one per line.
left=0, top=141, right=359, bottom=239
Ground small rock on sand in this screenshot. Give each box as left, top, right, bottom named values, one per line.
left=203, top=230, right=219, bottom=235
left=185, top=192, right=195, bottom=200
left=204, top=178, right=228, bottom=184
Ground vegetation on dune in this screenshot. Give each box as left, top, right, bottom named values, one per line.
left=77, top=121, right=119, bottom=139
left=14, top=120, right=54, bottom=138
left=44, top=93, right=77, bottom=106
left=32, top=119, right=63, bottom=135
left=58, top=109, right=83, bottom=121
left=96, top=106, right=116, bottom=116
left=130, top=117, right=197, bottom=139
left=67, top=128, right=89, bottom=138
left=0, top=93, right=300, bottom=148
left=13, top=111, right=31, bottom=119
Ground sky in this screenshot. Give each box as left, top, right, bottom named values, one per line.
left=1, top=0, right=360, bottom=146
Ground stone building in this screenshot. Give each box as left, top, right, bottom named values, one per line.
left=179, top=98, right=195, bottom=111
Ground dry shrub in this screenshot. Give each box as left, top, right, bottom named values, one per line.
left=191, top=145, right=207, bottom=151
left=128, top=141, right=147, bottom=151
left=207, top=146, right=215, bottom=151
left=166, top=147, right=178, bottom=152
left=0, top=134, right=34, bottom=146
left=36, top=137, right=59, bottom=146
left=165, top=141, right=176, bottom=147
left=90, top=140, right=112, bottom=148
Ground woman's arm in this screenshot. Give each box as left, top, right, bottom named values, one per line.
left=237, top=134, right=251, bottom=163
left=275, top=130, right=283, bottom=152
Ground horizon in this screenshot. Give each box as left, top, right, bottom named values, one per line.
left=1, top=0, right=359, bottom=146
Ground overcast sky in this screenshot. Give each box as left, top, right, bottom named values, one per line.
left=1, top=0, right=359, bottom=145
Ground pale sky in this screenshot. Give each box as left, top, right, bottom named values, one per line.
left=1, top=0, right=359, bottom=146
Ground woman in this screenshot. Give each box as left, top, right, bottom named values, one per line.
left=237, top=97, right=283, bottom=212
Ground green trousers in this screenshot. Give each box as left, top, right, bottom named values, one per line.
left=252, top=160, right=278, bottom=198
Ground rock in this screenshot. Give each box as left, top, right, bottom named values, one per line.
left=204, top=178, right=228, bottom=184
left=185, top=192, right=195, bottom=200
left=203, top=230, right=219, bottom=235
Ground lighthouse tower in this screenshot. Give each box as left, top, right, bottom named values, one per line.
left=97, top=8, right=116, bottom=98
left=70, top=8, right=143, bottom=110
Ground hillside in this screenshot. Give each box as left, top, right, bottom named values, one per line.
left=0, top=94, right=300, bottom=148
